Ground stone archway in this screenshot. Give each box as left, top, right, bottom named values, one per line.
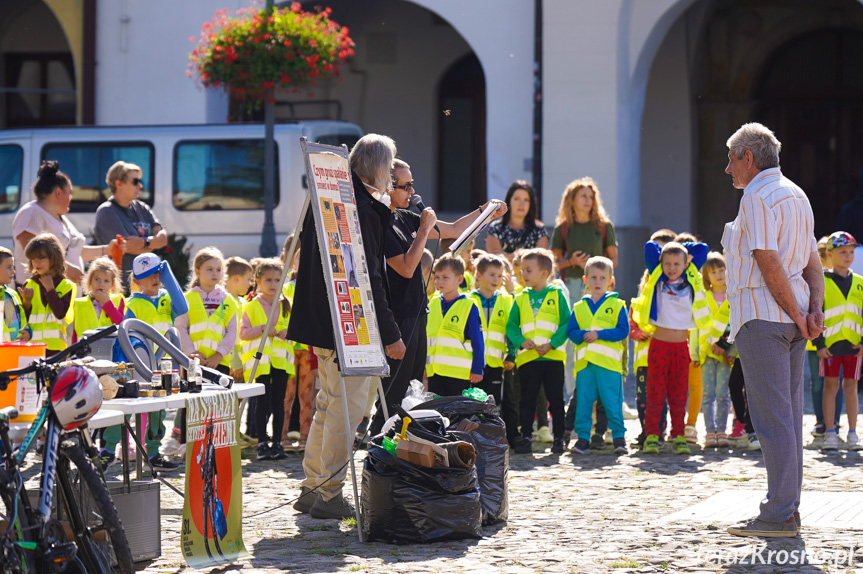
left=0, top=0, right=80, bottom=128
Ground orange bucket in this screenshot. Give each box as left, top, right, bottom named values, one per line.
left=0, top=342, right=47, bottom=422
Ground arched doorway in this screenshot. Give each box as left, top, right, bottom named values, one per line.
left=0, top=0, right=77, bottom=128
left=755, top=29, right=863, bottom=237
left=437, top=54, right=486, bottom=213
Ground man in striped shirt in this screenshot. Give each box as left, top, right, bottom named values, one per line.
left=721, top=123, right=825, bottom=539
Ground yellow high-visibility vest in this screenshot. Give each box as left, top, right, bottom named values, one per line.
left=185, top=291, right=239, bottom=369
left=26, top=278, right=75, bottom=351
left=514, top=288, right=567, bottom=367
left=73, top=294, right=123, bottom=340
left=572, top=296, right=626, bottom=375
left=632, top=263, right=711, bottom=332
left=240, top=299, right=295, bottom=383
left=426, top=296, right=475, bottom=379
left=698, top=290, right=730, bottom=363
left=2, top=286, right=27, bottom=341
left=126, top=292, right=173, bottom=335
left=469, top=290, right=513, bottom=368
left=823, top=273, right=863, bottom=348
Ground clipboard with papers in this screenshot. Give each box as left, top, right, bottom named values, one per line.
left=448, top=200, right=505, bottom=257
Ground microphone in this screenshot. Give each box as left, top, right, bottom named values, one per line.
left=409, top=194, right=440, bottom=233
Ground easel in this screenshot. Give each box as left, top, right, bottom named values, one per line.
left=247, top=139, right=390, bottom=543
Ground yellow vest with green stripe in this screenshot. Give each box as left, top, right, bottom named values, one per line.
left=698, top=291, right=730, bottom=363
left=185, top=291, right=239, bottom=368
left=823, top=272, right=863, bottom=347
left=426, top=296, right=476, bottom=379
left=126, top=292, right=173, bottom=335
left=469, top=290, right=513, bottom=368
left=572, top=295, right=626, bottom=375
left=26, top=278, right=75, bottom=351
left=73, top=293, right=123, bottom=339
left=632, top=263, right=711, bottom=332
left=2, top=286, right=27, bottom=341
left=240, top=299, right=295, bottom=383
left=630, top=297, right=654, bottom=370
left=514, top=288, right=567, bottom=367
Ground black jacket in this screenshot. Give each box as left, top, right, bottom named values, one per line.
left=288, top=171, right=401, bottom=350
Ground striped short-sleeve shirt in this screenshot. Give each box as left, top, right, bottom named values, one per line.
left=721, top=167, right=817, bottom=340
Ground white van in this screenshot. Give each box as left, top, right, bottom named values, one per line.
left=0, top=121, right=362, bottom=261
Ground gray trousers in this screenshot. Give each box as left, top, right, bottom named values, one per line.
left=735, top=320, right=806, bottom=523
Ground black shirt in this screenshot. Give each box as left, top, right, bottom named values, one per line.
left=385, top=209, right=427, bottom=319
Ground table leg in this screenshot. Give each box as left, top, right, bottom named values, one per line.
left=135, top=413, right=144, bottom=481
left=121, top=418, right=131, bottom=493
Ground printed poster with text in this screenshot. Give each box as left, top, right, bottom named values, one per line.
left=182, top=390, right=247, bottom=569
left=304, top=140, right=388, bottom=376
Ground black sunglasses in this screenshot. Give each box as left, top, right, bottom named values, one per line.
left=127, top=177, right=143, bottom=186
left=393, top=181, right=414, bottom=192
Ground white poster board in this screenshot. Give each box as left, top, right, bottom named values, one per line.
left=301, top=139, right=389, bottom=376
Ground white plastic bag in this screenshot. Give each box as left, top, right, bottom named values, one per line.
left=401, top=379, right=435, bottom=411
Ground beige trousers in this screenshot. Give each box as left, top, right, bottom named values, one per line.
left=301, top=348, right=370, bottom=501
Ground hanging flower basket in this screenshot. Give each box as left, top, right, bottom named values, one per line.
left=188, top=3, right=354, bottom=110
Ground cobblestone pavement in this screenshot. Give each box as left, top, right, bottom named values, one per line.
left=133, top=410, right=863, bottom=574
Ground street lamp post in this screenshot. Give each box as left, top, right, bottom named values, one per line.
left=260, top=0, right=278, bottom=257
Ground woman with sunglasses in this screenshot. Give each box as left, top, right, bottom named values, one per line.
left=366, top=158, right=507, bottom=436
left=94, top=160, right=168, bottom=292
left=12, top=160, right=117, bottom=286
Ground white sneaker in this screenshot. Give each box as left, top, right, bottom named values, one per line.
left=287, top=430, right=301, bottom=441
left=747, top=433, right=761, bottom=451
left=684, top=425, right=698, bottom=444
left=846, top=431, right=862, bottom=451
left=822, top=432, right=839, bottom=452
left=160, top=437, right=181, bottom=457
left=604, top=429, right=613, bottom=444
left=177, top=443, right=187, bottom=458
left=536, top=426, right=554, bottom=443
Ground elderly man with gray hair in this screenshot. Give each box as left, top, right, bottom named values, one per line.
left=289, top=134, right=406, bottom=520
left=721, top=123, right=825, bottom=538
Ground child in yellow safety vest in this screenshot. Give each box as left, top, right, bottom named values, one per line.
left=223, top=257, right=257, bottom=444
left=673, top=232, right=705, bottom=446
left=633, top=239, right=711, bottom=455
left=807, top=237, right=843, bottom=439
left=506, top=248, right=571, bottom=454
left=109, top=252, right=188, bottom=472
left=72, top=257, right=124, bottom=343
left=567, top=256, right=628, bottom=455
left=0, top=247, right=30, bottom=343
left=815, top=231, right=863, bottom=452
left=427, top=253, right=485, bottom=397
left=470, top=254, right=514, bottom=404
left=239, top=258, right=294, bottom=462
left=697, top=252, right=734, bottom=449
left=279, top=233, right=314, bottom=450
left=172, top=247, right=244, bottom=455
left=19, top=234, right=75, bottom=356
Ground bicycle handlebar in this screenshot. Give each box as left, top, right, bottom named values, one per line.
left=0, top=324, right=118, bottom=380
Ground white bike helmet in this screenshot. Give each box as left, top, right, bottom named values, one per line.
left=50, top=366, right=103, bottom=430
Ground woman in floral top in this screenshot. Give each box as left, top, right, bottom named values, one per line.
left=485, top=181, right=548, bottom=260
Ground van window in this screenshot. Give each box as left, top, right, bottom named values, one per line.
left=173, top=139, right=280, bottom=211
left=314, top=133, right=360, bottom=150
left=0, top=145, right=23, bottom=213
left=41, top=142, right=155, bottom=212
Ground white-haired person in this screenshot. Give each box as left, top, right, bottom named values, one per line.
left=722, top=122, right=824, bottom=538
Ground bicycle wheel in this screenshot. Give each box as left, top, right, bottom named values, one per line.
left=0, top=468, right=36, bottom=574
left=56, top=440, right=135, bottom=574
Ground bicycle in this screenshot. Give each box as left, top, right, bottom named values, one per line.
left=0, top=325, right=135, bottom=573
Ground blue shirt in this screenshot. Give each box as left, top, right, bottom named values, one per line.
left=567, top=292, right=629, bottom=344
left=439, top=294, right=485, bottom=376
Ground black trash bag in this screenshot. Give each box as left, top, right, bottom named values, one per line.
left=416, top=396, right=509, bottom=525
left=361, top=441, right=482, bottom=544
